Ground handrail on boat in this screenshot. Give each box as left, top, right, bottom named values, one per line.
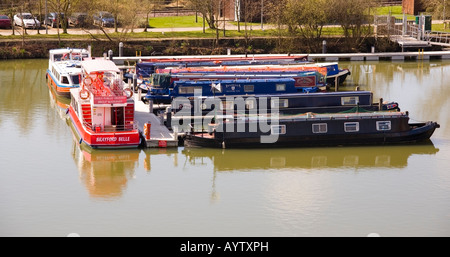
left=82, top=120, right=139, bottom=132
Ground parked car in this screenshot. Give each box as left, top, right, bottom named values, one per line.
left=69, top=12, right=89, bottom=27
left=93, top=11, right=115, bottom=27
left=0, top=15, right=12, bottom=29
left=13, top=13, right=40, bottom=29
left=44, top=13, right=67, bottom=28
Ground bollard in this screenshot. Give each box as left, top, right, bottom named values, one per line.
left=371, top=46, right=375, bottom=53
left=133, top=74, right=138, bottom=92
left=149, top=100, right=154, bottom=114
left=144, top=123, right=151, bottom=140
left=166, top=107, right=172, bottom=129
left=322, top=40, right=327, bottom=54
left=119, top=42, right=123, bottom=57
left=227, top=48, right=231, bottom=55
left=108, top=49, right=113, bottom=60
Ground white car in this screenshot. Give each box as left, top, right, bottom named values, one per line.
left=14, top=13, right=40, bottom=29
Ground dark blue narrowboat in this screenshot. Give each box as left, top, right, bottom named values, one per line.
left=171, top=90, right=400, bottom=117
left=145, top=78, right=321, bottom=104
left=183, top=111, right=440, bottom=149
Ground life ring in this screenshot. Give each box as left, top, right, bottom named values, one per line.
left=79, top=89, right=90, bottom=100
left=124, top=88, right=133, bottom=99
left=84, top=77, right=93, bottom=85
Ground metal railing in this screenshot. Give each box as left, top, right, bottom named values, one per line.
left=425, top=31, right=450, bottom=46
left=83, top=120, right=139, bottom=132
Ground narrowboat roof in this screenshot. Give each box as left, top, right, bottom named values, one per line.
left=174, top=78, right=296, bottom=85
left=81, top=59, right=120, bottom=74
left=241, top=111, right=408, bottom=122
left=195, top=90, right=372, bottom=99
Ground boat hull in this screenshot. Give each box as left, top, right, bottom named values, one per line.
left=184, top=122, right=439, bottom=149
left=68, top=106, right=141, bottom=149
left=47, top=70, right=77, bottom=97
left=326, top=69, right=351, bottom=85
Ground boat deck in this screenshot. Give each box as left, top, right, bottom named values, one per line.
left=133, top=93, right=178, bottom=148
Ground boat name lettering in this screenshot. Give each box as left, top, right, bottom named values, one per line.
left=96, top=137, right=130, bottom=142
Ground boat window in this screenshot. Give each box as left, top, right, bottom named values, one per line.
left=244, top=85, right=254, bottom=93
left=276, top=84, right=286, bottom=91
left=71, top=75, right=80, bottom=85
left=271, top=99, right=289, bottom=108
left=54, top=54, right=63, bottom=62
left=221, top=101, right=235, bottom=111
left=271, top=125, right=286, bottom=135
left=341, top=96, right=359, bottom=105
left=312, top=123, right=328, bottom=133
left=178, top=86, right=202, bottom=95
left=245, top=99, right=256, bottom=110
left=344, top=122, right=360, bottom=132
left=376, top=121, right=391, bottom=131
left=61, top=76, right=70, bottom=85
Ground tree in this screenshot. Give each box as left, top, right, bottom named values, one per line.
left=330, top=0, right=376, bottom=51
left=187, top=0, right=218, bottom=30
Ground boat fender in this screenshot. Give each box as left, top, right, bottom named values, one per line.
left=65, top=108, right=70, bottom=115
left=124, top=88, right=133, bottom=99
left=79, top=138, right=83, bottom=145
left=79, top=89, right=90, bottom=100
left=222, top=141, right=226, bottom=149
left=84, top=77, right=93, bottom=85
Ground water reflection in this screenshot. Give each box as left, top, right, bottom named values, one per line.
left=0, top=59, right=48, bottom=134
left=71, top=141, right=141, bottom=199
left=182, top=143, right=440, bottom=172
left=342, top=61, right=450, bottom=136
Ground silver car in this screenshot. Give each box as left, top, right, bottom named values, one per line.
left=13, top=13, right=40, bottom=29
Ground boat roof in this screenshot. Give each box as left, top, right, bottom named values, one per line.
left=174, top=78, right=296, bottom=85
left=81, top=59, right=120, bottom=74
left=49, top=48, right=90, bottom=55
left=52, top=61, right=83, bottom=76
left=248, top=111, right=408, bottom=122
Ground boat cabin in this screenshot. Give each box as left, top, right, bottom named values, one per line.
left=47, top=48, right=91, bottom=95
left=68, top=59, right=140, bottom=149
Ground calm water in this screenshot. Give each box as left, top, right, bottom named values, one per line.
left=0, top=59, right=449, bottom=237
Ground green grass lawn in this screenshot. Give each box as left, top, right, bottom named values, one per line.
left=374, top=5, right=416, bottom=20
left=149, top=15, right=204, bottom=28
left=432, top=23, right=450, bottom=32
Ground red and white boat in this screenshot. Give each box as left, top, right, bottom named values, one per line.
left=68, top=59, right=141, bottom=149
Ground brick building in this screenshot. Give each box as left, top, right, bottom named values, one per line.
left=402, top=0, right=426, bottom=15
left=222, top=0, right=263, bottom=22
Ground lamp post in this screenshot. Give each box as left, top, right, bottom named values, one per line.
left=444, top=0, right=447, bottom=29
left=45, top=0, right=48, bottom=34
left=261, top=0, right=264, bottom=30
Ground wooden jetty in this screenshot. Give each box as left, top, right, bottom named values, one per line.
left=113, top=51, right=450, bottom=67
left=133, top=93, right=178, bottom=148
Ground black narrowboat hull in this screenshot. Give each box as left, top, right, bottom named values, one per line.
left=184, top=122, right=439, bottom=149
